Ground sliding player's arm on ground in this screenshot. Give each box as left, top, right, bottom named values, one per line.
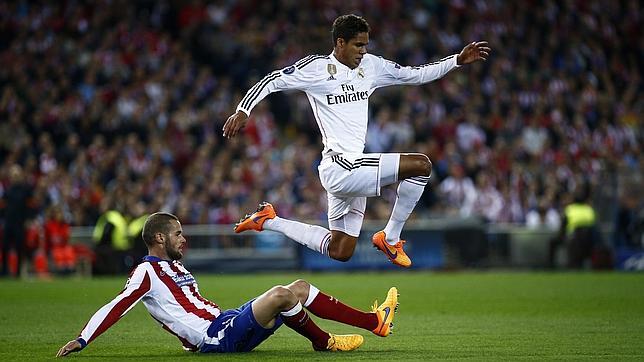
left=223, top=57, right=318, bottom=138
left=56, top=265, right=152, bottom=357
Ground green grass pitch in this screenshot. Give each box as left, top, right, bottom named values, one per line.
left=1, top=271, right=643, bottom=361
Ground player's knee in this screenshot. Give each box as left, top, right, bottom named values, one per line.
left=268, top=286, right=297, bottom=307
left=328, top=247, right=354, bottom=262
left=290, top=279, right=309, bottom=290
left=287, top=279, right=310, bottom=301
left=400, top=154, right=432, bottom=179
left=417, top=154, right=432, bottom=177
left=327, top=233, right=357, bottom=262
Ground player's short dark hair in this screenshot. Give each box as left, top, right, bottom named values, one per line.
left=332, top=14, right=370, bottom=46
left=142, top=212, right=179, bottom=246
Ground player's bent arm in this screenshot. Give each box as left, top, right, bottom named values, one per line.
left=224, top=58, right=320, bottom=138
left=235, top=58, right=320, bottom=116
left=57, top=266, right=151, bottom=356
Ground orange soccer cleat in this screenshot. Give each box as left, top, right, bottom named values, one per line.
left=314, top=334, right=364, bottom=352
left=372, top=231, right=411, bottom=267
left=371, top=287, right=399, bottom=337
left=234, top=202, right=276, bottom=233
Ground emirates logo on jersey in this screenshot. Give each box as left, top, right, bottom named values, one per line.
left=326, top=84, right=369, bottom=105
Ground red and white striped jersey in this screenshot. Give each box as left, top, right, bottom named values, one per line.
left=77, top=256, right=221, bottom=351
left=236, top=52, right=459, bottom=156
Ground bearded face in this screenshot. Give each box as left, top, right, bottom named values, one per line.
left=163, top=220, right=186, bottom=260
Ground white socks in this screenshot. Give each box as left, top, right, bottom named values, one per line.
left=263, top=217, right=332, bottom=255
left=383, top=176, right=429, bottom=245
left=280, top=301, right=303, bottom=317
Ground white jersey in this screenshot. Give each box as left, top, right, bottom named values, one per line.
left=236, top=52, right=460, bottom=156
left=77, top=256, right=221, bottom=351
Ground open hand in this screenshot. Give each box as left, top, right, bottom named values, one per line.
left=457, top=41, right=491, bottom=65
left=56, top=339, right=82, bottom=357
left=222, top=110, right=249, bottom=139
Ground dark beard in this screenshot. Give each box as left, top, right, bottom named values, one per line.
left=165, top=240, right=183, bottom=260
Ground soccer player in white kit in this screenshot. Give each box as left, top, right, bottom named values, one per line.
left=56, top=213, right=398, bottom=356
left=223, top=14, right=490, bottom=267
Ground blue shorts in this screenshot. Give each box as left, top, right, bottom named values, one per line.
left=201, top=299, right=283, bottom=353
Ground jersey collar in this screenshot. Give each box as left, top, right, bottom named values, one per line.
left=142, top=255, right=170, bottom=262
left=330, top=52, right=352, bottom=72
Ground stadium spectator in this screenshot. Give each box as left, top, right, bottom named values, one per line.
left=613, top=192, right=644, bottom=250
left=438, top=163, right=477, bottom=217
left=44, top=205, right=75, bottom=274
left=462, top=171, right=504, bottom=223
left=92, top=203, right=129, bottom=275
left=127, top=201, right=150, bottom=261
left=565, top=190, right=600, bottom=268
left=550, top=188, right=602, bottom=269
left=525, top=198, right=561, bottom=231
left=1, top=164, right=35, bottom=277
left=521, top=117, right=549, bottom=157
left=24, top=216, right=47, bottom=277
left=226, top=14, right=490, bottom=268
left=91, top=197, right=150, bottom=275
left=56, top=212, right=398, bottom=356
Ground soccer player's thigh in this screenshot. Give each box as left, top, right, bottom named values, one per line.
left=346, top=152, right=399, bottom=191
left=320, top=152, right=400, bottom=196
left=378, top=153, right=401, bottom=187
left=206, top=300, right=281, bottom=352
left=327, top=195, right=366, bottom=238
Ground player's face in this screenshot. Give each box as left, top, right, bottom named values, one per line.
left=337, top=32, right=369, bottom=69
left=164, top=220, right=186, bottom=260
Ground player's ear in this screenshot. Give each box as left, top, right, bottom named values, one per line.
left=154, top=232, right=165, bottom=245
left=336, top=38, right=345, bottom=49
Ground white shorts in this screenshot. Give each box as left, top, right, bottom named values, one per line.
left=318, top=152, right=400, bottom=237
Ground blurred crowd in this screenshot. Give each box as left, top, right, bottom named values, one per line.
left=0, top=0, right=642, bottom=274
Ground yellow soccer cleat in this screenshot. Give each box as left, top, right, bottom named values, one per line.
left=234, top=202, right=276, bottom=233
left=371, top=286, right=399, bottom=337
left=372, top=231, right=412, bottom=267
left=315, top=334, right=364, bottom=352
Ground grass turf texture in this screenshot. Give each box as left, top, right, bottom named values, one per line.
left=1, top=272, right=643, bottom=361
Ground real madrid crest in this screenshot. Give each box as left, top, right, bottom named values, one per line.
left=358, top=67, right=365, bottom=78
left=327, top=64, right=337, bottom=80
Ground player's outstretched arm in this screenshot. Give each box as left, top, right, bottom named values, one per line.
left=55, top=266, right=151, bottom=357
left=56, top=339, right=82, bottom=357
left=456, top=41, right=491, bottom=65
left=223, top=110, right=249, bottom=139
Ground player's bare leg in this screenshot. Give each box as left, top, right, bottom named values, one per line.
left=327, top=231, right=358, bottom=261
left=398, top=153, right=432, bottom=180
left=373, top=153, right=431, bottom=267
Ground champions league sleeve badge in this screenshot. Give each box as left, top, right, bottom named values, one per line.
left=327, top=63, right=337, bottom=80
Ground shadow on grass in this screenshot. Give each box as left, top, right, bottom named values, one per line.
left=76, top=347, right=425, bottom=361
